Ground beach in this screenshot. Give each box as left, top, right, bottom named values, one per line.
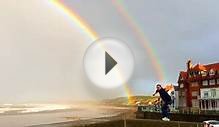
left=0, top=104, right=131, bottom=127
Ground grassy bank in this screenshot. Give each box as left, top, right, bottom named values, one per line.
left=101, top=96, right=158, bottom=106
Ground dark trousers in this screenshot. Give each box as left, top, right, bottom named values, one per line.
left=161, top=102, right=170, bottom=118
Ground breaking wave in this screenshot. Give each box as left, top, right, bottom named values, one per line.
left=0, top=104, right=71, bottom=115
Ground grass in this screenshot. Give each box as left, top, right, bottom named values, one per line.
left=101, top=96, right=159, bottom=106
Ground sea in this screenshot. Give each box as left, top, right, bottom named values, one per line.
left=0, top=104, right=126, bottom=127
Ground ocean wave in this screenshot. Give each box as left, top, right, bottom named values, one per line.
left=0, top=104, right=71, bottom=114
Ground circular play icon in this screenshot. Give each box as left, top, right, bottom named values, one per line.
left=83, top=38, right=134, bottom=89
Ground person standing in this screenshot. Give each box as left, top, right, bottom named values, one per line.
left=153, top=84, right=172, bottom=121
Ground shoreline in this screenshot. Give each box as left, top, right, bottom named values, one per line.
left=26, top=106, right=134, bottom=127
left=28, top=113, right=126, bottom=127
left=0, top=105, right=133, bottom=127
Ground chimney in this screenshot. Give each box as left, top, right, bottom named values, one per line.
left=187, top=60, right=192, bottom=70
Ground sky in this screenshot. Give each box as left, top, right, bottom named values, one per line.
left=0, top=0, right=218, bottom=103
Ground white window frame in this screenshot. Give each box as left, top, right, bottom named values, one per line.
left=202, top=80, right=208, bottom=86
left=209, top=69, right=215, bottom=76
left=203, top=92, right=208, bottom=98
left=209, top=79, right=215, bottom=85
left=211, top=89, right=216, bottom=98
left=201, top=71, right=207, bottom=76
left=180, top=83, right=184, bottom=88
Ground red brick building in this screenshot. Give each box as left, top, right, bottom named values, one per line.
left=178, top=60, right=219, bottom=111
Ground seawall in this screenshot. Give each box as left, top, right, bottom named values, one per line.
left=136, top=111, right=219, bottom=122
left=74, top=119, right=202, bottom=127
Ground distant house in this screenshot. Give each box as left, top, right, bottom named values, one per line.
left=173, top=85, right=179, bottom=109
left=178, top=60, right=219, bottom=111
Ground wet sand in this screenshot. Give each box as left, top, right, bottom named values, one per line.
left=0, top=106, right=132, bottom=127
left=29, top=115, right=201, bottom=127
left=28, top=107, right=134, bottom=127
left=29, top=115, right=124, bottom=127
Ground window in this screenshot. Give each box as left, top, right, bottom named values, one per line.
left=193, top=72, right=197, bottom=77
left=206, top=100, right=209, bottom=109
left=179, top=83, right=184, bottom=88
left=204, top=92, right=208, bottom=98
left=179, top=97, right=186, bottom=107
left=181, top=91, right=185, bottom=96
left=211, top=100, right=216, bottom=109
left=191, top=71, right=199, bottom=77
left=202, top=100, right=205, bottom=109
left=209, top=79, right=215, bottom=85
left=189, top=72, right=192, bottom=77
left=201, top=71, right=207, bottom=76
left=209, top=69, right=215, bottom=76
left=202, top=80, right=208, bottom=86
left=191, top=82, right=199, bottom=87
left=192, top=99, right=199, bottom=107
left=211, top=89, right=216, bottom=98
left=192, top=91, right=198, bottom=97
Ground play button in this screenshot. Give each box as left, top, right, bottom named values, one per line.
left=83, top=38, right=134, bottom=89
left=105, top=52, right=117, bottom=75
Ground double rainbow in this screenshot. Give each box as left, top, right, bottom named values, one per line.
left=112, top=0, right=165, bottom=81
left=49, top=0, right=165, bottom=103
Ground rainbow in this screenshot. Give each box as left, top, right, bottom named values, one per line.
left=112, top=0, right=165, bottom=81
left=48, top=0, right=133, bottom=103
left=49, top=0, right=98, bottom=41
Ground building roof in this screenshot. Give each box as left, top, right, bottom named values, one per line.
left=178, top=62, right=219, bottom=81
left=204, top=63, right=219, bottom=71
left=189, top=62, right=219, bottom=72
left=191, top=64, right=206, bottom=71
